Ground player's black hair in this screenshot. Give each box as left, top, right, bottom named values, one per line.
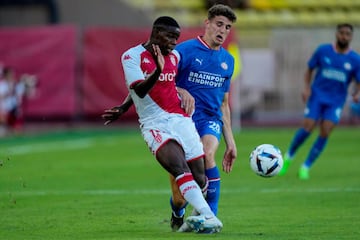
left=208, top=4, right=237, bottom=23
left=337, top=23, right=353, bottom=32
left=153, top=16, right=180, bottom=29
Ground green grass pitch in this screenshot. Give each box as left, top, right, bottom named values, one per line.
left=0, top=126, right=359, bottom=239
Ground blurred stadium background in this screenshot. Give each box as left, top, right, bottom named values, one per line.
left=1, top=0, right=360, bottom=133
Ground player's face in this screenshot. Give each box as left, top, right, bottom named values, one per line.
left=205, top=16, right=233, bottom=49
left=154, top=26, right=180, bottom=55
left=336, top=27, right=353, bottom=49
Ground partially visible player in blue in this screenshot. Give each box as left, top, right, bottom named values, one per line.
left=168, top=4, right=237, bottom=231
left=279, top=23, right=360, bottom=180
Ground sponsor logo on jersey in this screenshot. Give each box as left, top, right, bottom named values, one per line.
left=123, top=54, right=131, bottom=60
left=321, top=68, right=346, bottom=82
left=143, top=57, right=151, bottom=64
left=158, top=70, right=176, bottom=82
left=195, top=58, right=203, bottom=65
left=187, top=71, right=226, bottom=87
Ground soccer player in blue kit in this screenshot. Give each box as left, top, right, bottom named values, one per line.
left=168, top=4, right=237, bottom=231
left=279, top=23, right=360, bottom=180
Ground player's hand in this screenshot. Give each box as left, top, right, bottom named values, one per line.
left=222, top=146, right=237, bottom=173
left=152, top=44, right=165, bottom=71
left=102, top=106, right=126, bottom=125
left=177, top=87, right=195, bottom=115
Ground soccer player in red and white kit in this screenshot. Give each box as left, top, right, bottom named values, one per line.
left=118, top=16, right=222, bottom=233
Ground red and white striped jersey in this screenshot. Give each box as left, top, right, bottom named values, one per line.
left=121, top=44, right=188, bottom=124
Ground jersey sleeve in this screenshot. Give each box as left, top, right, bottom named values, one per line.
left=121, top=49, right=144, bottom=89
left=223, top=54, right=235, bottom=93
left=354, top=55, right=360, bottom=83
left=307, top=45, right=322, bottom=70
left=174, top=44, right=187, bottom=80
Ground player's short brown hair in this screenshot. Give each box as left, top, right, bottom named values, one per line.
left=208, top=4, right=237, bottom=23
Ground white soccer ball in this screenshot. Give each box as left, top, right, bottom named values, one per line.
left=249, top=144, right=283, bottom=177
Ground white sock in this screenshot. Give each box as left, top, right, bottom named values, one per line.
left=175, top=173, right=214, bottom=218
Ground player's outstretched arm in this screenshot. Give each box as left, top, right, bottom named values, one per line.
left=102, top=94, right=133, bottom=125
left=221, top=93, right=237, bottom=173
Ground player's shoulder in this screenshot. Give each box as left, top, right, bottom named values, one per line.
left=121, top=44, right=145, bottom=62
left=349, top=48, right=360, bottom=58
left=316, top=43, right=332, bottom=51
left=348, top=49, right=360, bottom=66
left=218, top=46, right=235, bottom=63
left=122, top=44, right=144, bottom=57
left=176, top=38, right=199, bottom=50
left=171, top=49, right=180, bottom=61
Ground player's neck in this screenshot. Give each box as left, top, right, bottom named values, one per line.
left=143, top=41, right=154, bottom=54
left=334, top=44, right=350, bottom=54
left=199, top=36, right=220, bottom=50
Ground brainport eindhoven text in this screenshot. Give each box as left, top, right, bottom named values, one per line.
left=187, top=71, right=226, bottom=87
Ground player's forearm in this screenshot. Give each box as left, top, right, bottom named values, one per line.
left=304, top=68, right=313, bottom=88
left=353, top=82, right=360, bottom=101
left=133, top=68, right=161, bottom=98
left=221, top=104, right=236, bottom=147
left=121, top=94, right=134, bottom=111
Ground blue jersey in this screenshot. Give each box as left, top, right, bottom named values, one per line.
left=175, top=36, right=234, bottom=123
left=308, top=43, right=360, bottom=106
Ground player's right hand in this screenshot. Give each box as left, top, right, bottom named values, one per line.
left=102, top=106, right=125, bottom=125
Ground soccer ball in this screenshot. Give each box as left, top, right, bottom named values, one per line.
left=249, top=144, right=283, bottom=177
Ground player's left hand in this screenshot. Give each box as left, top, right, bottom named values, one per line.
left=222, top=146, right=237, bottom=173
left=102, top=106, right=126, bottom=125
left=176, top=87, right=195, bottom=115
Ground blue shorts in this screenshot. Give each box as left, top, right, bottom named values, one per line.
left=305, top=95, right=343, bottom=124
left=194, top=118, right=223, bottom=141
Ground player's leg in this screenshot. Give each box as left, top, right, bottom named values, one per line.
left=169, top=174, right=187, bottom=231
left=201, top=134, right=221, bottom=215
left=299, top=107, right=337, bottom=180
left=280, top=100, right=319, bottom=176
left=156, top=140, right=222, bottom=233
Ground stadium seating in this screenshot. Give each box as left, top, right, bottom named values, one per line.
left=121, top=0, right=360, bottom=29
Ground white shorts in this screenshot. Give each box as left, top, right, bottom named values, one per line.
left=141, top=115, right=204, bottom=162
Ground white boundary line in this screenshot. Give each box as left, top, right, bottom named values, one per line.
left=2, top=139, right=95, bottom=155
left=1, top=187, right=359, bottom=196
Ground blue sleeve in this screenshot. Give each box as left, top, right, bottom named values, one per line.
left=224, top=56, right=234, bottom=92
left=355, top=56, right=360, bottom=83
left=308, top=46, right=321, bottom=70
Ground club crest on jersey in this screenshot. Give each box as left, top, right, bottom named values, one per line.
left=221, top=62, right=228, bottom=70
left=344, top=62, right=352, bottom=70
left=170, top=55, right=177, bottom=66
